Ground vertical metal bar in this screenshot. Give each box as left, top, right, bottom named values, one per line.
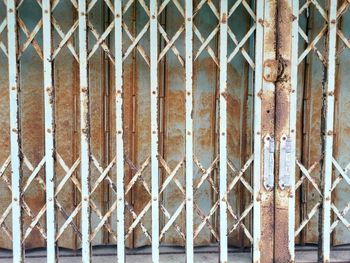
left=7, top=1, right=23, bottom=262
left=78, top=0, right=91, bottom=261
left=115, top=0, right=125, bottom=262
left=42, top=0, right=56, bottom=261
left=323, top=0, right=337, bottom=261
left=289, top=0, right=299, bottom=261
left=253, top=0, right=264, bottom=261
left=219, top=0, right=228, bottom=262
left=185, top=0, right=193, bottom=262
left=150, top=0, right=159, bottom=262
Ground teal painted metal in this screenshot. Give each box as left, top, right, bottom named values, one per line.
left=2, top=0, right=350, bottom=262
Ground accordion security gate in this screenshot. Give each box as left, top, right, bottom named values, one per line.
left=0, top=0, right=350, bottom=262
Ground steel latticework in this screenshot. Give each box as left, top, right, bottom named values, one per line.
left=0, top=0, right=350, bottom=262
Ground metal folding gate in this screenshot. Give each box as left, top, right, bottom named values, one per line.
left=0, top=0, right=350, bottom=262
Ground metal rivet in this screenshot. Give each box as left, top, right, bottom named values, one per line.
left=47, top=129, right=51, bottom=133
left=153, top=197, right=157, bottom=201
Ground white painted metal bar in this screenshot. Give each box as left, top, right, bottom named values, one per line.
left=78, top=0, right=91, bottom=261
left=42, top=0, right=56, bottom=261
left=7, top=1, right=23, bottom=262
left=185, top=0, right=194, bottom=262
left=219, top=0, right=228, bottom=262
left=253, top=0, right=264, bottom=261
left=323, top=0, right=337, bottom=261
left=115, top=0, right=125, bottom=262
left=288, top=0, right=299, bottom=261
left=150, top=0, right=159, bottom=262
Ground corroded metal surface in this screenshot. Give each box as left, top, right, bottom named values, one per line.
left=1, top=0, right=350, bottom=262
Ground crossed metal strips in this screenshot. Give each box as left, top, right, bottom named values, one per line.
left=226, top=155, right=254, bottom=241
left=0, top=14, right=7, bottom=56
left=55, top=153, right=118, bottom=242
left=0, top=156, right=13, bottom=240
left=193, top=155, right=219, bottom=240
left=123, top=155, right=186, bottom=242
left=9, top=151, right=119, bottom=244
left=298, top=0, right=328, bottom=65
left=227, top=0, right=255, bottom=68
left=330, top=158, right=350, bottom=232
left=0, top=154, right=48, bottom=242
left=294, top=157, right=323, bottom=237
left=192, top=154, right=254, bottom=242
left=335, top=1, right=350, bottom=57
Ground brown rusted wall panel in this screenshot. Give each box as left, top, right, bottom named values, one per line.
left=54, top=2, right=79, bottom=250
left=131, top=0, right=152, bottom=248
left=300, top=0, right=326, bottom=244
left=192, top=0, right=219, bottom=245
left=18, top=0, right=45, bottom=249
left=226, top=0, right=254, bottom=248
left=161, top=0, right=186, bottom=246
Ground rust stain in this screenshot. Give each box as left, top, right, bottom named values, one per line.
left=275, top=0, right=293, bottom=261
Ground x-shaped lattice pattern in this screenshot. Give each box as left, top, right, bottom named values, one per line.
left=330, top=158, right=350, bottom=232
left=226, top=155, right=254, bottom=242
left=227, top=0, right=255, bottom=69
left=294, top=158, right=323, bottom=237
left=298, top=0, right=328, bottom=65
left=330, top=1, right=350, bottom=227
left=335, top=0, right=350, bottom=57
left=0, top=0, right=260, bottom=250
left=293, top=0, right=329, bottom=238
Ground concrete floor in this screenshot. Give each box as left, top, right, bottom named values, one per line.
left=1, top=247, right=350, bottom=262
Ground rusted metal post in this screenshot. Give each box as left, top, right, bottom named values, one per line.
left=322, top=1, right=337, bottom=262
left=185, top=0, right=194, bottom=262
left=78, top=0, right=91, bottom=261
left=115, top=0, right=125, bottom=262
left=253, top=0, right=277, bottom=262
left=7, top=0, right=23, bottom=261
left=150, top=0, right=159, bottom=261
left=275, top=0, right=294, bottom=262
left=219, top=0, right=228, bottom=262
left=42, top=0, right=57, bottom=261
